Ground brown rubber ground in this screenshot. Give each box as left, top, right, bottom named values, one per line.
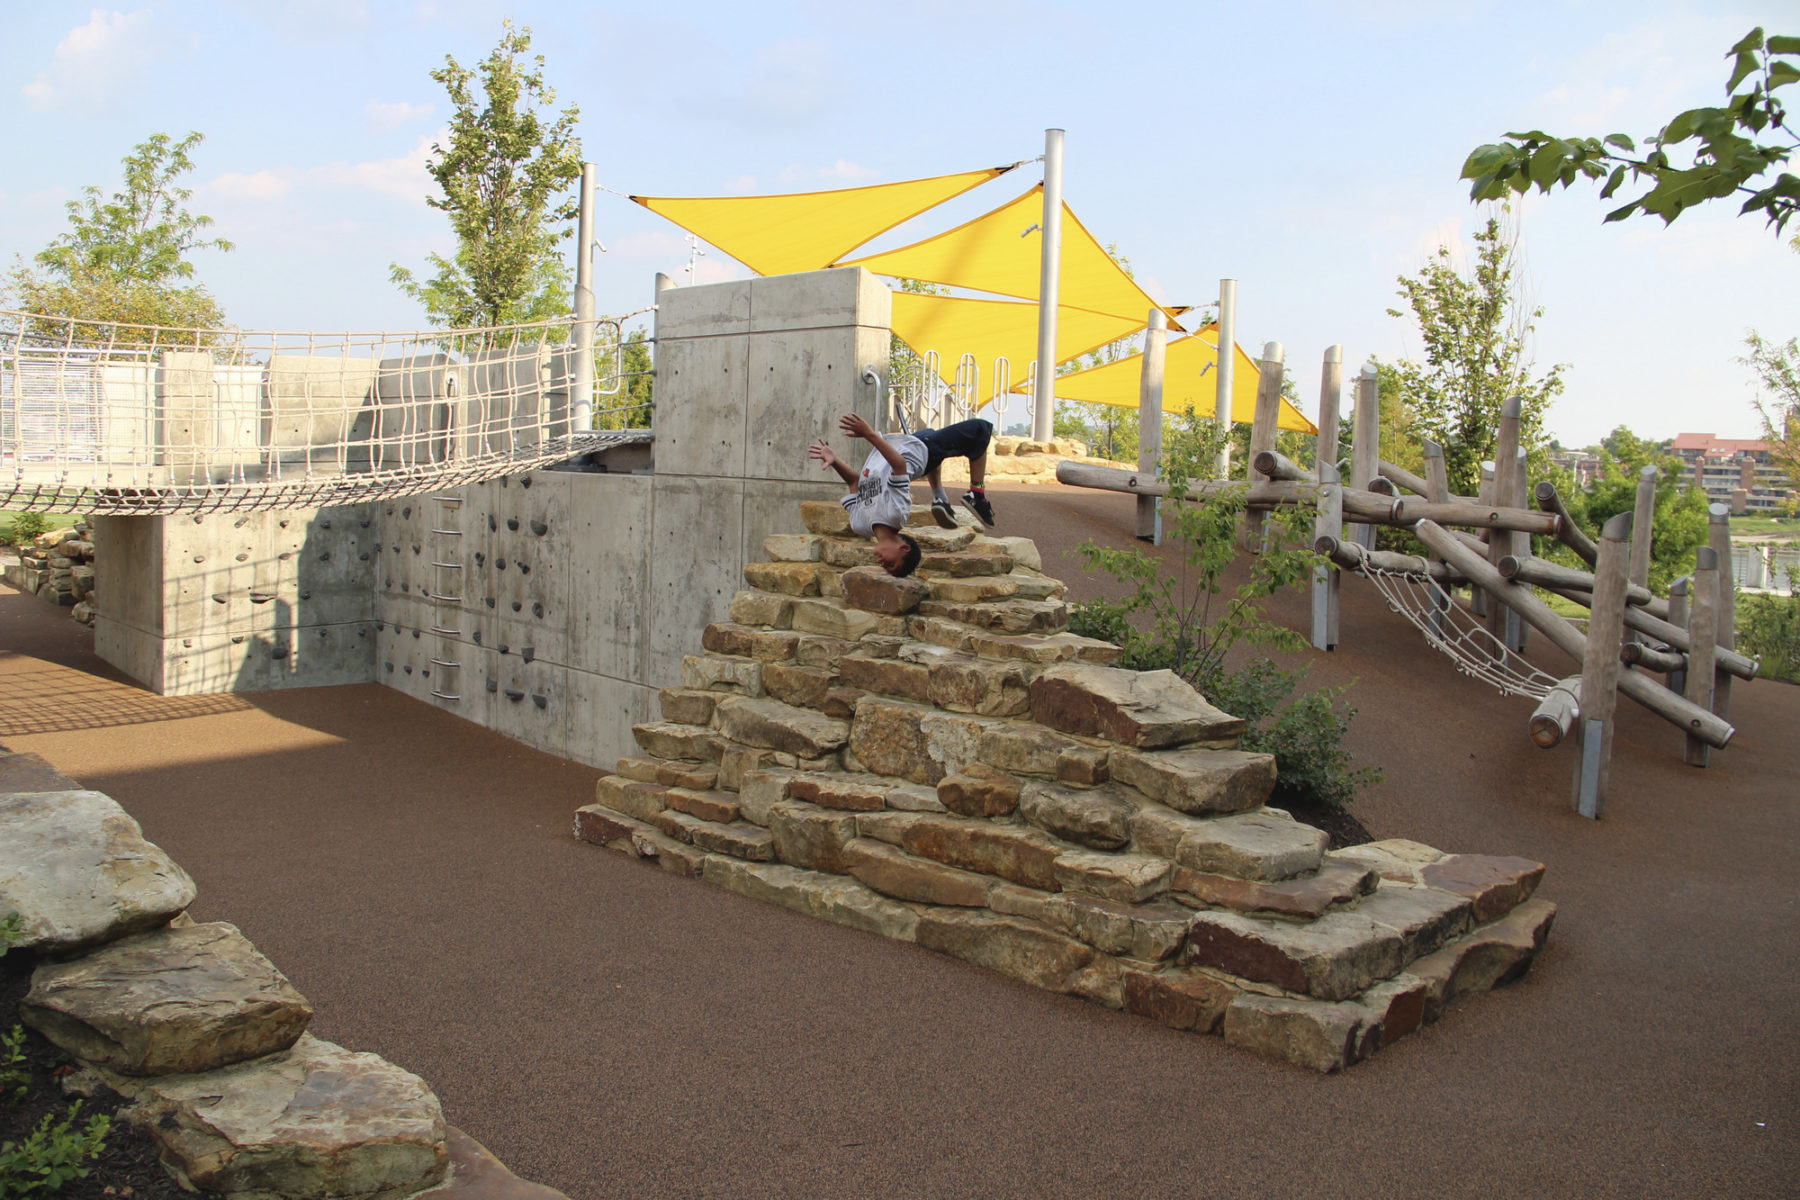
left=2, top=481, right=1795, bottom=1198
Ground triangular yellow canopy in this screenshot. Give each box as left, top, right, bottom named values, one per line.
left=890, top=292, right=1146, bottom=406
left=631, top=166, right=1017, bottom=277
left=1049, top=328, right=1318, bottom=434
left=840, top=185, right=1187, bottom=331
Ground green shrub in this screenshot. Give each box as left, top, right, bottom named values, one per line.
left=1740, top=589, right=1800, bottom=683
left=0, top=1101, right=110, bottom=1198
left=0, top=515, right=48, bottom=547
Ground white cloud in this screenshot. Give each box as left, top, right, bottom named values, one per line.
left=203, top=170, right=292, bottom=201
left=306, top=132, right=442, bottom=205
left=364, top=100, right=433, bottom=132
left=21, top=9, right=155, bottom=115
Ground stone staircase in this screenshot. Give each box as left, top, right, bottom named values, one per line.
left=576, top=502, right=1555, bottom=1072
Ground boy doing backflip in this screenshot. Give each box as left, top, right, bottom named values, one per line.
left=807, top=414, right=996, bottom=577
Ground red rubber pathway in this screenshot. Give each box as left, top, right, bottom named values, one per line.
left=1, top=481, right=1794, bottom=1198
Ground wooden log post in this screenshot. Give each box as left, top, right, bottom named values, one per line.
left=1667, top=576, right=1690, bottom=695
left=1242, top=342, right=1285, bottom=551
left=1708, top=504, right=1735, bottom=719
left=1573, top=512, right=1633, bottom=818
left=1423, top=439, right=1453, bottom=633
left=1513, top=446, right=1531, bottom=652
left=1135, top=308, right=1168, bottom=544
left=1535, top=479, right=1599, bottom=567
left=1347, top=362, right=1379, bottom=550
left=1317, top=345, right=1342, bottom=476
left=1531, top=677, right=1582, bottom=749
left=1489, top=398, right=1525, bottom=650
left=1620, top=641, right=1686, bottom=674
left=1313, top=462, right=1342, bottom=651
left=1685, top=547, right=1720, bottom=768
left=1472, top=462, right=1495, bottom=617
left=1626, top=465, right=1658, bottom=648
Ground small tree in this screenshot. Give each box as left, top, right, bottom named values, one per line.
left=1744, top=331, right=1800, bottom=490
left=1564, top=425, right=1709, bottom=593
left=391, top=22, right=582, bottom=329
left=1385, top=213, right=1565, bottom=498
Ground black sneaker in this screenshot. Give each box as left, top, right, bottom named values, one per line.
left=961, top=490, right=995, bottom=527
left=930, top=498, right=957, bottom=528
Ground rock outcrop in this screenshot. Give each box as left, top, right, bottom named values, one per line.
left=577, top=503, right=1556, bottom=1072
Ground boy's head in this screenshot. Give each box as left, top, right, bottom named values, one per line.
left=874, top=532, right=922, bottom=577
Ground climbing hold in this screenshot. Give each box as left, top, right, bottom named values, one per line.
left=485, top=597, right=495, bottom=609
left=496, top=558, right=506, bottom=570
left=231, top=635, right=245, bottom=644
left=473, top=631, right=482, bottom=645
left=359, top=552, right=369, bottom=561
left=271, top=647, right=288, bottom=660
left=532, top=694, right=547, bottom=709
left=401, top=583, right=409, bottom=592
left=521, top=647, right=535, bottom=663
left=531, top=520, right=547, bottom=536
left=360, top=519, right=371, bottom=528
left=212, top=594, right=227, bottom=604
left=193, top=555, right=204, bottom=563
left=319, top=520, right=332, bottom=530
left=474, top=552, right=485, bottom=566
left=376, top=623, right=386, bottom=632
left=518, top=563, right=530, bottom=575
left=319, top=552, right=330, bottom=561
left=300, top=590, right=311, bottom=600
left=411, top=544, right=420, bottom=555
left=278, top=552, right=292, bottom=561
left=507, top=517, right=519, bottom=531
left=386, top=506, right=394, bottom=516
left=505, top=689, right=524, bottom=702
left=250, top=593, right=274, bottom=604
left=234, top=516, right=249, bottom=528
left=488, top=515, right=497, bottom=531
left=485, top=679, right=498, bottom=693
left=521, top=476, right=532, bottom=489
left=236, top=552, right=249, bottom=562
left=498, top=644, right=509, bottom=655
left=511, top=601, right=521, bottom=612
left=403, top=506, right=412, bottom=518
left=386, top=662, right=394, bottom=673
left=318, top=629, right=328, bottom=638
left=412, top=629, right=421, bottom=639
left=405, top=665, right=413, bottom=674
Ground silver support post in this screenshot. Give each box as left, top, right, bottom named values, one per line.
left=1214, top=278, right=1236, bottom=479
left=1030, top=128, right=1065, bottom=445
left=572, top=162, right=597, bottom=432
left=1135, top=308, right=1167, bottom=544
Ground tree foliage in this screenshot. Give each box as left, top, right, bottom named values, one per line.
left=1561, top=425, right=1709, bottom=593
left=1462, top=28, right=1800, bottom=235
left=392, top=22, right=582, bottom=329
left=1385, top=214, right=1565, bottom=498
left=1743, top=331, right=1800, bottom=490
left=4, top=131, right=231, bottom=340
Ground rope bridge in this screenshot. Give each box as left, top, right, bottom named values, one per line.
left=0, top=311, right=651, bottom=515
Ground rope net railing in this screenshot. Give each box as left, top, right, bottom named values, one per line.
left=0, top=310, right=654, bottom=514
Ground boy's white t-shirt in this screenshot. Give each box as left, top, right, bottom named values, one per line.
left=841, top=434, right=928, bottom=536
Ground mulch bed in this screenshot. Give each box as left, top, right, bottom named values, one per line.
left=1280, top=795, right=1375, bottom=850
left=1, top=951, right=184, bottom=1200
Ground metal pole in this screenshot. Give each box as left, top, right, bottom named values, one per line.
left=1214, top=278, right=1236, bottom=479
left=572, top=162, right=596, bottom=432
left=1136, top=308, right=1167, bottom=544
left=1031, top=128, right=1065, bottom=444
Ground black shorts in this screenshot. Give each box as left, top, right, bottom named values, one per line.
left=916, top=418, right=993, bottom=475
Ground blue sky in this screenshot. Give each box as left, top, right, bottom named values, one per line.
left=3, top=1, right=1795, bottom=445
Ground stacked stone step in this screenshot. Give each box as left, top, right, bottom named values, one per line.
left=10, top=523, right=97, bottom=619
left=576, top=501, right=1555, bottom=1073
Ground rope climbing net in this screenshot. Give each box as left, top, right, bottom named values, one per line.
left=0, top=309, right=653, bottom=515
left=1354, top=551, right=1563, bottom=702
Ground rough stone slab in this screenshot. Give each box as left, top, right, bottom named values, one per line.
left=977, top=725, right=1110, bottom=785
left=884, top=782, right=947, bottom=813
left=430, top=1126, right=573, bottom=1200
left=769, top=802, right=859, bottom=873
left=781, top=772, right=881, bottom=812
left=1174, top=810, right=1328, bottom=882
left=977, top=535, right=1042, bottom=571
left=682, top=653, right=763, bottom=696
left=987, top=883, right=1054, bottom=923
left=791, top=596, right=881, bottom=640
left=1121, top=968, right=1238, bottom=1033
left=1419, top=854, right=1546, bottom=923
left=1029, top=665, right=1243, bottom=749
left=729, top=589, right=795, bottom=629
left=795, top=635, right=852, bottom=668
left=735, top=770, right=793, bottom=826
left=763, top=534, right=823, bottom=562
left=907, top=615, right=978, bottom=652
left=838, top=655, right=935, bottom=703
left=632, top=722, right=722, bottom=762
left=1019, top=781, right=1135, bottom=850
left=1003, top=572, right=1063, bottom=601
left=1043, top=894, right=1189, bottom=960
left=0, top=790, right=198, bottom=953
left=713, top=696, right=850, bottom=758
left=574, top=805, right=642, bottom=850
left=651, top=808, right=710, bottom=845
left=820, top=539, right=883, bottom=569
left=925, top=654, right=1033, bottom=717
left=702, top=622, right=801, bottom=662
left=1052, top=851, right=1170, bottom=903
left=656, top=761, right=719, bottom=791
left=657, top=688, right=720, bottom=727
left=917, top=598, right=1064, bottom=634
left=665, top=788, right=739, bottom=824
left=1170, top=858, right=1377, bottom=918
left=916, top=550, right=1015, bottom=577
left=847, top=697, right=986, bottom=786
left=0, top=752, right=81, bottom=793
left=630, top=828, right=710, bottom=879
left=593, top=776, right=670, bottom=823
left=970, top=631, right=1121, bottom=666
left=909, top=526, right=977, bottom=552
left=1355, top=883, right=1475, bottom=965
left=1186, top=908, right=1405, bottom=1001
left=1330, top=838, right=1446, bottom=884
left=819, top=686, right=864, bottom=720
left=914, top=910, right=1094, bottom=994
left=613, top=756, right=662, bottom=784
left=800, top=500, right=852, bottom=535
left=1408, top=898, right=1557, bottom=1022
left=716, top=747, right=772, bottom=793
left=844, top=838, right=992, bottom=907
left=1222, top=993, right=1373, bottom=1073
left=96, top=1034, right=447, bottom=1198
left=22, top=922, right=312, bottom=1076
left=1354, top=974, right=1430, bottom=1051
left=705, top=857, right=917, bottom=941
left=1110, top=746, right=1275, bottom=816
left=688, top=820, right=776, bottom=862
left=742, top=561, right=821, bottom=596
left=901, top=815, right=1066, bottom=890
left=842, top=566, right=930, bottom=614
left=762, top=663, right=835, bottom=709
left=936, top=763, right=1021, bottom=818
left=929, top=576, right=1020, bottom=603
left=854, top=810, right=924, bottom=846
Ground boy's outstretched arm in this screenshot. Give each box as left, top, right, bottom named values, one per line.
left=838, top=413, right=907, bottom=475
left=809, top=438, right=859, bottom=487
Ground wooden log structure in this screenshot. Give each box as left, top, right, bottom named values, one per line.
left=1313, top=533, right=1463, bottom=583
left=1497, top=554, right=1667, bottom=616
left=1490, top=397, right=1525, bottom=650
left=1708, top=504, right=1735, bottom=720
left=1620, top=641, right=1686, bottom=674
left=1422, top=440, right=1455, bottom=634
left=1533, top=479, right=1599, bottom=566
left=1539, top=583, right=1758, bottom=681
left=1054, top=461, right=1406, bottom=525
left=1377, top=458, right=1434, bottom=498
left=1347, top=363, right=1379, bottom=550
left=1390, top=496, right=1562, bottom=536
left=1685, top=546, right=1720, bottom=768
left=1531, top=676, right=1581, bottom=748
left=1667, top=576, right=1690, bottom=695
left=1412, top=519, right=1734, bottom=750
left=1253, top=449, right=1315, bottom=485
left=1310, top=349, right=1344, bottom=652
left=1573, top=512, right=1632, bottom=817
left=1242, top=342, right=1286, bottom=550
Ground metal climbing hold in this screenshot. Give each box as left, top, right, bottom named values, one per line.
left=531, top=520, right=547, bottom=536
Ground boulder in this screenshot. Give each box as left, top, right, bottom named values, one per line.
left=1173, top=809, right=1328, bottom=881
left=0, top=790, right=197, bottom=953
left=1029, top=665, right=1243, bottom=749
left=0, top=752, right=81, bottom=794
left=936, top=763, right=1021, bottom=818
left=704, top=858, right=917, bottom=941
left=713, top=696, right=850, bottom=759
left=1019, top=781, right=1135, bottom=850
left=437, top=1127, right=573, bottom=1200
left=1407, top=898, right=1557, bottom=1021
left=900, top=815, right=1065, bottom=890
left=844, top=838, right=993, bottom=907
left=915, top=910, right=1094, bottom=994
left=1108, top=746, right=1275, bottom=815
left=841, top=567, right=929, bottom=614
left=22, top=922, right=312, bottom=1076
left=1051, top=851, right=1170, bottom=903
left=1419, top=854, right=1546, bottom=923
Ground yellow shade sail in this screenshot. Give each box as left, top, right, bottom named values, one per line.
left=631, top=166, right=1017, bottom=278
left=890, top=291, right=1146, bottom=406
left=1048, top=329, right=1318, bottom=434
left=840, top=185, right=1186, bottom=331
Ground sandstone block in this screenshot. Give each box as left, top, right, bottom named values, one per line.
left=1030, top=665, right=1242, bottom=749
left=838, top=654, right=934, bottom=703
left=917, top=549, right=1015, bottom=577
left=632, top=722, right=722, bottom=762
left=658, top=687, right=720, bottom=726
left=717, top=747, right=772, bottom=793
left=844, top=838, right=992, bottom=906
left=439, top=1127, right=574, bottom=1200
left=1330, top=838, right=1446, bottom=884
left=630, top=828, right=710, bottom=878
left=688, top=820, right=776, bottom=862
left=926, top=654, right=1033, bottom=717
left=762, top=663, right=835, bottom=710
left=1222, top=993, right=1372, bottom=1073
left=702, top=622, right=801, bottom=662
left=682, top=653, right=763, bottom=696
left=918, top=598, right=1065, bottom=634
left=1110, top=746, right=1275, bottom=816
left=1353, top=974, right=1430, bottom=1050
left=1174, top=810, right=1328, bottom=881
left=1043, top=894, right=1189, bottom=960
left=856, top=634, right=909, bottom=659
left=1407, top=898, right=1557, bottom=1022
left=656, top=761, right=720, bottom=790
left=1019, top=781, right=1135, bottom=850
left=842, top=566, right=930, bottom=614
left=970, top=631, right=1121, bottom=665
left=736, top=770, right=793, bottom=826
left=847, top=697, right=979, bottom=785
left=729, top=589, right=794, bottom=629
left=763, top=533, right=823, bottom=562
left=0, top=790, right=197, bottom=953
left=0, top=752, right=81, bottom=793
left=574, top=805, right=642, bottom=850
left=1419, top=854, right=1546, bottom=923
left=820, top=538, right=883, bottom=569
left=651, top=808, right=710, bottom=844
left=666, top=788, right=739, bottom=824
left=855, top=811, right=924, bottom=846
left=1355, top=883, right=1474, bottom=964
left=884, top=783, right=946, bottom=813
left=1186, top=909, right=1405, bottom=1001
left=988, top=882, right=1055, bottom=922
left=613, top=756, right=662, bottom=784
left=705, top=858, right=917, bottom=941
left=1122, top=969, right=1238, bottom=1033
left=1052, top=851, right=1170, bottom=903
left=800, top=501, right=853, bottom=535
left=593, top=776, right=670, bottom=823
left=769, top=802, right=859, bottom=873
left=795, top=635, right=852, bottom=668
left=901, top=815, right=1065, bottom=890
left=1171, top=857, right=1377, bottom=918
left=791, top=596, right=881, bottom=640
left=910, top=526, right=977, bottom=552
left=907, top=615, right=978, bottom=651
left=915, top=911, right=1094, bottom=994
left=23, top=922, right=312, bottom=1076
left=820, top=686, right=864, bottom=720
left=713, top=696, right=850, bottom=758
left=936, top=762, right=1022, bottom=817
left=930, top=576, right=1020, bottom=603
left=977, top=725, right=1109, bottom=783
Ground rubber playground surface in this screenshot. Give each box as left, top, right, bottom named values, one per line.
left=1, top=481, right=1794, bottom=1199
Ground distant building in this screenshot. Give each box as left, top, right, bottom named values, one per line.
left=1548, top=449, right=1602, bottom=487
left=1670, top=433, right=1795, bottom=514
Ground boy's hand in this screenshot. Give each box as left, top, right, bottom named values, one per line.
left=808, top=438, right=839, bottom=470
left=838, top=413, right=875, bottom=441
